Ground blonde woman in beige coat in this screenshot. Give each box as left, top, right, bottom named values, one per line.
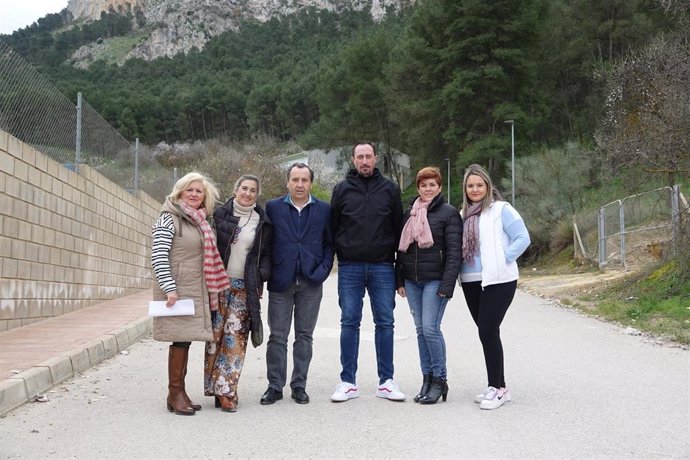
left=151, top=172, right=228, bottom=416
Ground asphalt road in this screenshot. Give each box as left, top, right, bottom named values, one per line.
left=1, top=274, right=688, bottom=459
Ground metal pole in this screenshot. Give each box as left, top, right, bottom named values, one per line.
left=511, top=122, right=515, bottom=206
left=619, top=200, right=626, bottom=269
left=671, top=184, right=680, bottom=256
left=76, top=92, right=82, bottom=173
left=134, top=138, right=140, bottom=191
left=504, top=120, right=515, bottom=205
left=598, top=207, right=606, bottom=268
left=445, top=157, right=450, bottom=204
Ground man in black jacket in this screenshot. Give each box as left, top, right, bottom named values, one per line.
left=329, top=141, right=405, bottom=402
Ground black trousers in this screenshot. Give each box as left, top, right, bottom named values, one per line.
left=461, top=280, right=517, bottom=388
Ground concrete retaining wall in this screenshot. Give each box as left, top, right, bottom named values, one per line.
left=0, top=129, right=161, bottom=332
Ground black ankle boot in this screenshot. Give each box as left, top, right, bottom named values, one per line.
left=414, top=373, right=433, bottom=403
left=419, top=377, right=448, bottom=404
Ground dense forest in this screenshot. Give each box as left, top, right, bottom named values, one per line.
left=1, top=1, right=677, bottom=162
left=2, top=0, right=688, bottom=260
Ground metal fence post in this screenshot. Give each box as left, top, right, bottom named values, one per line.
left=619, top=200, right=626, bottom=269
left=75, top=92, right=82, bottom=173
left=134, top=138, right=140, bottom=191
left=671, top=184, right=680, bottom=256
left=598, top=207, right=606, bottom=268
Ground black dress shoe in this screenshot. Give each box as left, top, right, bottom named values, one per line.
left=291, top=387, right=310, bottom=404
left=260, top=388, right=283, bottom=405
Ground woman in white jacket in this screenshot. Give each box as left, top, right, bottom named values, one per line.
left=459, top=164, right=530, bottom=410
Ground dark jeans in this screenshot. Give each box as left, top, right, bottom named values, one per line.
left=337, top=261, right=396, bottom=385
left=266, top=279, right=323, bottom=390
left=461, top=280, right=517, bottom=388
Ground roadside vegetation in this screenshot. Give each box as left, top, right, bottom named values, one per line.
left=596, top=263, right=690, bottom=344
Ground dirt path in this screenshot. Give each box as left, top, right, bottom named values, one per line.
left=519, top=269, right=630, bottom=298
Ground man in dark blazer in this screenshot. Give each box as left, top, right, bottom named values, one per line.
left=260, top=163, right=334, bottom=405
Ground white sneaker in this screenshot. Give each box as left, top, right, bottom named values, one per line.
left=331, top=382, right=360, bottom=402
left=474, top=387, right=491, bottom=403
left=376, top=379, right=406, bottom=401
left=479, top=386, right=511, bottom=410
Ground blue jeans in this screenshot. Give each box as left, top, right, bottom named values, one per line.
left=404, top=279, right=448, bottom=378
left=337, top=261, right=396, bottom=385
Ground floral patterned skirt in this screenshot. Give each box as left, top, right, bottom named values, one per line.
left=204, top=279, right=250, bottom=399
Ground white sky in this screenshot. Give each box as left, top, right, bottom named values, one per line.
left=0, top=0, right=69, bottom=35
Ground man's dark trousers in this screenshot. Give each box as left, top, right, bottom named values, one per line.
left=266, top=278, right=323, bottom=391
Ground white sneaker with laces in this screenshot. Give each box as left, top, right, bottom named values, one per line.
left=331, top=382, right=360, bottom=402
left=376, top=379, right=406, bottom=401
left=479, top=386, right=511, bottom=410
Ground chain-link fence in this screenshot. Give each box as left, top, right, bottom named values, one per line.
left=573, top=185, right=687, bottom=269
left=0, top=40, right=172, bottom=202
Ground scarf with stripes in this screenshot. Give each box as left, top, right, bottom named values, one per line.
left=179, top=201, right=231, bottom=310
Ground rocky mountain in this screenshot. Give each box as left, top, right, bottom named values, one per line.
left=67, top=0, right=414, bottom=65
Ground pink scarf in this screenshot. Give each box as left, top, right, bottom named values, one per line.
left=398, top=197, right=434, bottom=252
left=179, top=202, right=231, bottom=310
left=462, top=203, right=482, bottom=264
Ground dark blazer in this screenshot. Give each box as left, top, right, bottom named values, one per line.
left=266, top=195, right=334, bottom=293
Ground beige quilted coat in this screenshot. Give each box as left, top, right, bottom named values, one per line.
left=152, top=201, right=213, bottom=342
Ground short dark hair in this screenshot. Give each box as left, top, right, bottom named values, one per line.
left=287, top=162, right=314, bottom=182
left=352, top=141, right=376, bottom=157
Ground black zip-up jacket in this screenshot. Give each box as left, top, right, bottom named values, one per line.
left=331, top=168, right=403, bottom=264
left=214, top=197, right=272, bottom=345
left=395, top=193, right=463, bottom=298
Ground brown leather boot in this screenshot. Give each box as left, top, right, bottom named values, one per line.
left=217, top=395, right=237, bottom=413
left=180, top=347, right=201, bottom=411
left=167, top=345, right=195, bottom=416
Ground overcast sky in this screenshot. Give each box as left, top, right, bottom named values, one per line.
left=0, top=0, right=69, bottom=35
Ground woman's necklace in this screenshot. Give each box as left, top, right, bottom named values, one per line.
left=231, top=210, right=253, bottom=244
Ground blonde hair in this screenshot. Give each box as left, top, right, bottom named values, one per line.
left=461, top=164, right=502, bottom=214
left=167, top=172, right=220, bottom=211
left=233, top=174, right=261, bottom=196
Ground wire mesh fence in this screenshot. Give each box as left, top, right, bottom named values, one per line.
left=573, top=185, right=687, bottom=269
left=0, top=40, right=172, bottom=202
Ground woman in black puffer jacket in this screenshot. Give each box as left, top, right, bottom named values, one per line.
left=396, top=167, right=462, bottom=405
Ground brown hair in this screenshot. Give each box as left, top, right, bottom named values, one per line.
left=416, top=166, right=442, bottom=188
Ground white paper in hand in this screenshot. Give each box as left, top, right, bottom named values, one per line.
left=148, top=298, right=195, bottom=317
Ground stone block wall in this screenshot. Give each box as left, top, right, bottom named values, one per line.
left=0, top=130, right=162, bottom=332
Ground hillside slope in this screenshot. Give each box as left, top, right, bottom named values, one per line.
left=67, top=0, right=414, bottom=65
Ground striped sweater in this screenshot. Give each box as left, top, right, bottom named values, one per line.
left=151, top=212, right=176, bottom=293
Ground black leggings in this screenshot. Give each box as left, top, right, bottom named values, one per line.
left=461, top=280, right=517, bottom=388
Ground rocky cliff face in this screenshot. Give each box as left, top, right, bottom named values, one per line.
left=68, top=0, right=413, bottom=65
left=67, top=0, right=146, bottom=20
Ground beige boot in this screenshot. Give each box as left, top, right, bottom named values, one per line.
left=167, top=345, right=195, bottom=416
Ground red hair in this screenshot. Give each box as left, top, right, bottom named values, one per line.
left=416, top=167, right=442, bottom=188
